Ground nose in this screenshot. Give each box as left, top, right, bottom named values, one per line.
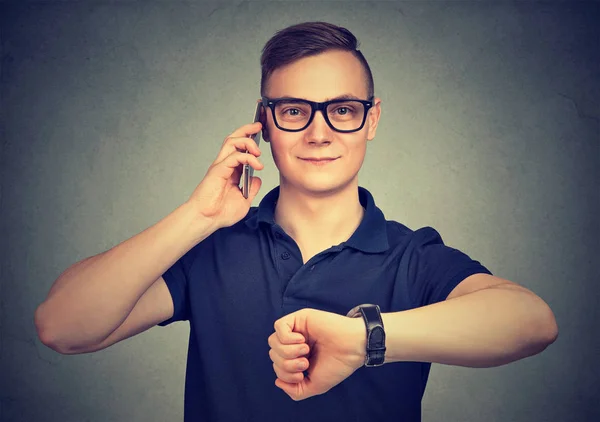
left=305, top=109, right=331, bottom=144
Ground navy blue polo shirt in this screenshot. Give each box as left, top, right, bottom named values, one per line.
left=159, top=185, right=491, bottom=421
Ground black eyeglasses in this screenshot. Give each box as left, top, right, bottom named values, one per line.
left=261, top=96, right=374, bottom=133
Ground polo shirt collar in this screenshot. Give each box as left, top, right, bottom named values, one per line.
left=245, top=185, right=390, bottom=253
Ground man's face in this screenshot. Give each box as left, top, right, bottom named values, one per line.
left=262, top=49, right=381, bottom=195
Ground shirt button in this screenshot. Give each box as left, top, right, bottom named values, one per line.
left=281, top=252, right=290, bottom=260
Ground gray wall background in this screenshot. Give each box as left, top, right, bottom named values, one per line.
left=1, top=1, right=598, bottom=421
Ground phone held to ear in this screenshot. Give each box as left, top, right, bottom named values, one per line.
left=241, top=102, right=263, bottom=199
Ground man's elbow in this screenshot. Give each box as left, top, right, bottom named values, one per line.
left=37, top=329, right=86, bottom=355
left=518, top=303, right=558, bottom=361
left=34, top=304, right=81, bottom=355
left=538, top=304, right=559, bottom=348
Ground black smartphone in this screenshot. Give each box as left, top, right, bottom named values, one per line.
left=241, top=102, right=263, bottom=199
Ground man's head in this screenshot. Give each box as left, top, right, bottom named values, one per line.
left=258, top=21, right=381, bottom=195
left=260, top=21, right=374, bottom=100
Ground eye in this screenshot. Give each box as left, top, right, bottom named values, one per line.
left=332, top=105, right=356, bottom=116
left=283, top=108, right=302, bottom=116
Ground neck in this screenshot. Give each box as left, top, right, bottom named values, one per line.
left=273, top=180, right=365, bottom=248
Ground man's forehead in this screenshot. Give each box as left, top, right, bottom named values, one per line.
left=270, top=93, right=364, bottom=101
left=265, top=50, right=368, bottom=100
left=266, top=77, right=369, bottom=102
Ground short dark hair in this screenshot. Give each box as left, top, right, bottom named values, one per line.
left=260, top=21, right=374, bottom=99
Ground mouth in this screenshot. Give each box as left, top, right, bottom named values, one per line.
left=299, top=157, right=339, bottom=162
left=299, top=157, right=339, bottom=166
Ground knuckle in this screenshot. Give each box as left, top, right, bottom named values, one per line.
left=277, top=345, right=289, bottom=358
left=274, top=365, right=290, bottom=383
left=284, top=359, right=298, bottom=372
left=283, top=372, right=299, bottom=384
left=273, top=362, right=298, bottom=384
left=283, top=347, right=296, bottom=359
left=272, top=362, right=281, bottom=377
left=286, top=344, right=304, bottom=358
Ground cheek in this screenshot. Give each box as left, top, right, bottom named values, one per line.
left=349, top=136, right=367, bottom=155
left=268, top=142, right=282, bottom=167
left=346, top=140, right=368, bottom=169
left=269, top=133, right=298, bottom=159
left=268, top=138, right=292, bottom=169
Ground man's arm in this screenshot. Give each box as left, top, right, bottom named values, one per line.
left=34, top=202, right=213, bottom=354
left=381, top=275, right=558, bottom=367
left=268, top=275, right=558, bottom=401
left=35, top=121, right=265, bottom=355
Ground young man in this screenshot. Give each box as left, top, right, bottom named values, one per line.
left=35, top=22, right=558, bottom=421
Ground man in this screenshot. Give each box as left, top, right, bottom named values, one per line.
left=35, top=22, right=558, bottom=421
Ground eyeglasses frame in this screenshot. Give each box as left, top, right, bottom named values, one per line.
left=260, top=96, right=375, bottom=133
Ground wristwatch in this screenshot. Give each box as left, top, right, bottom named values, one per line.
left=346, top=304, right=386, bottom=367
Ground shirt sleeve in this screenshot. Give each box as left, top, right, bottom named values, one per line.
left=157, top=241, right=204, bottom=327
left=407, top=226, right=492, bottom=308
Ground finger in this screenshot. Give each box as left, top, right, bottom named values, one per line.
left=268, top=348, right=309, bottom=373
left=228, top=121, right=262, bottom=140
left=274, top=317, right=306, bottom=345
left=233, top=141, right=261, bottom=156
left=268, top=336, right=310, bottom=360
left=268, top=331, right=309, bottom=355
left=230, top=136, right=262, bottom=155
left=215, top=136, right=262, bottom=165
left=227, top=152, right=262, bottom=188
left=275, top=378, right=307, bottom=401
left=223, top=151, right=264, bottom=173
left=208, top=151, right=263, bottom=186
left=247, top=176, right=262, bottom=201
left=273, top=362, right=305, bottom=384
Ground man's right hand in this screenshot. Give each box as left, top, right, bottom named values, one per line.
left=186, top=121, right=264, bottom=231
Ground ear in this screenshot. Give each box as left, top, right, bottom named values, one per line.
left=260, top=105, right=270, bottom=143
left=366, top=98, right=382, bottom=141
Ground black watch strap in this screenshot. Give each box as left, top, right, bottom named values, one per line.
left=346, top=304, right=386, bottom=367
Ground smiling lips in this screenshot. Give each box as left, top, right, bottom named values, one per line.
left=300, top=157, right=339, bottom=166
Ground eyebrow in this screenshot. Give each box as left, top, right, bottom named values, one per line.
left=324, top=94, right=362, bottom=101
left=278, top=93, right=362, bottom=101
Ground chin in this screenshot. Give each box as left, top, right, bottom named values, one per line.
left=287, top=175, right=357, bottom=195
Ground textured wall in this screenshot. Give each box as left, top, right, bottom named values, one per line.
left=1, top=1, right=598, bottom=421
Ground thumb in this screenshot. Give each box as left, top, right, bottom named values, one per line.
left=274, top=312, right=306, bottom=345
left=248, top=176, right=262, bottom=202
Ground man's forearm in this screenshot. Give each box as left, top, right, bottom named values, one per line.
left=380, top=284, right=558, bottom=368
left=35, top=202, right=213, bottom=352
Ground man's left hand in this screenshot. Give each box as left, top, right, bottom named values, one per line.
left=267, top=308, right=366, bottom=401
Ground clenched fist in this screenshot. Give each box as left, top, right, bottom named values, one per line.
left=267, top=308, right=367, bottom=401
